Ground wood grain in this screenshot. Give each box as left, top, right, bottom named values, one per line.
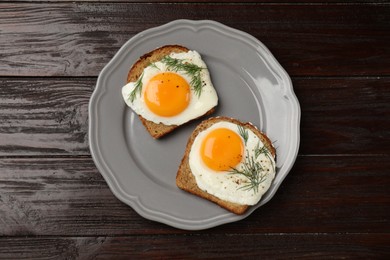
left=295, top=77, right=390, bottom=155
left=1, top=77, right=388, bottom=156
left=0, top=3, right=389, bottom=77
left=0, top=156, right=388, bottom=236
left=0, top=79, right=92, bottom=155
left=1, top=2, right=389, bottom=258
left=0, top=234, right=389, bottom=259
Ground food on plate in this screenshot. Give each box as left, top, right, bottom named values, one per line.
left=176, top=117, right=276, bottom=215
left=122, top=45, right=218, bottom=138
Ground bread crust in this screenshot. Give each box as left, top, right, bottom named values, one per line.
left=176, top=116, right=276, bottom=215
left=127, top=45, right=216, bottom=138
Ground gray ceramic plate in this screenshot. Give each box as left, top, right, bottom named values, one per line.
left=89, top=20, right=300, bottom=230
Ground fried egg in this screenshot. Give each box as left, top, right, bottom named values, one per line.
left=189, top=121, right=276, bottom=205
left=122, top=50, right=218, bottom=125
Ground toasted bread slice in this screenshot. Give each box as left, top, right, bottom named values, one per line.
left=126, top=45, right=216, bottom=138
left=176, top=116, right=276, bottom=215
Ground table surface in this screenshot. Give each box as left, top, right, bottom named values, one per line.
left=1, top=1, right=389, bottom=259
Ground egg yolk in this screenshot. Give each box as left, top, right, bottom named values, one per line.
left=200, top=128, right=244, bottom=172
left=144, top=72, right=190, bottom=117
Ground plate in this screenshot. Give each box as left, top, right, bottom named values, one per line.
left=89, top=20, right=300, bottom=230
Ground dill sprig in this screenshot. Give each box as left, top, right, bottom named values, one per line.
left=161, top=56, right=204, bottom=97
left=128, top=62, right=159, bottom=103
left=129, top=72, right=143, bottom=103
left=230, top=125, right=275, bottom=193
left=230, top=150, right=267, bottom=193
left=148, top=62, right=160, bottom=70
left=254, top=142, right=268, bottom=159
left=254, top=142, right=275, bottom=169
left=238, top=125, right=248, bottom=145
left=128, top=56, right=204, bottom=103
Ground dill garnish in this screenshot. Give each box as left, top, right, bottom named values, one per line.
left=230, top=150, right=267, bottom=193
left=254, top=142, right=275, bottom=169
left=128, top=56, right=204, bottom=102
left=129, top=72, right=143, bottom=103
left=230, top=124, right=275, bottom=193
left=238, top=125, right=248, bottom=145
left=128, top=62, right=159, bottom=103
left=148, top=62, right=160, bottom=70
left=161, top=56, right=204, bottom=97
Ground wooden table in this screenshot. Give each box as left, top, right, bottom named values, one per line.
left=1, top=1, right=389, bottom=258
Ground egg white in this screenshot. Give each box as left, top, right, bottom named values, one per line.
left=122, top=50, right=218, bottom=125
left=189, top=121, right=276, bottom=206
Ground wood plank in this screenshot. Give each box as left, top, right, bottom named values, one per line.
left=295, top=77, right=390, bottom=155
left=0, top=3, right=389, bottom=77
left=0, top=77, right=389, bottom=156
left=0, top=79, right=92, bottom=156
left=0, top=234, right=389, bottom=259
left=0, top=156, right=388, bottom=236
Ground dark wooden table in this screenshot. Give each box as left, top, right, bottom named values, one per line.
left=1, top=1, right=389, bottom=259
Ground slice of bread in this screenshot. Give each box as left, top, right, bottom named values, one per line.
left=127, top=45, right=215, bottom=138
left=176, top=116, right=276, bottom=215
